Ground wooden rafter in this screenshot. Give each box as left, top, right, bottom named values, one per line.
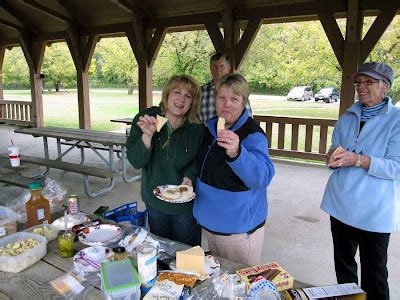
left=57, top=0, right=89, bottom=28
left=21, top=0, right=72, bottom=23
left=147, top=26, right=166, bottom=67
left=0, top=1, right=38, bottom=32
left=0, top=18, right=24, bottom=32
left=82, top=34, right=99, bottom=72
left=318, top=12, right=345, bottom=67
left=359, top=3, right=399, bottom=63
left=235, top=17, right=262, bottom=70
left=205, top=21, right=224, bottom=53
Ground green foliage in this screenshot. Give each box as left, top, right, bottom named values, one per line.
left=3, top=48, right=30, bottom=89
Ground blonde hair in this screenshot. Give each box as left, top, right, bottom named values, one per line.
left=160, top=75, right=201, bottom=124
left=216, top=73, right=250, bottom=106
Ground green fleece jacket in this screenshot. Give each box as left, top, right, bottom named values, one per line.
left=126, top=106, right=204, bottom=215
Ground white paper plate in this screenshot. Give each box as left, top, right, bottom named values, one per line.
left=153, top=185, right=196, bottom=203
left=78, top=224, right=123, bottom=246
left=73, top=246, right=111, bottom=272
left=169, top=255, right=221, bottom=277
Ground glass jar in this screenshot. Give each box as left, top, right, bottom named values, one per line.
left=112, top=246, right=128, bottom=261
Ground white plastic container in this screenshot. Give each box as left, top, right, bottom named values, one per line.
left=0, top=232, right=47, bottom=273
left=101, top=258, right=141, bottom=300
left=0, top=206, right=18, bottom=237
left=24, top=224, right=60, bottom=242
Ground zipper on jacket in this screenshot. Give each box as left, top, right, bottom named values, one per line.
left=199, top=139, right=217, bottom=180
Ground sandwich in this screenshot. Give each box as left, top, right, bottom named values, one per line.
left=156, top=115, right=168, bottom=132
left=329, top=145, right=345, bottom=163
left=177, top=185, right=193, bottom=198
left=161, top=188, right=181, bottom=200
left=217, top=117, right=225, bottom=131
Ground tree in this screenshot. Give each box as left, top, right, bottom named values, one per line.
left=3, top=47, right=30, bottom=89
left=95, top=37, right=137, bottom=94
left=41, top=43, right=77, bottom=91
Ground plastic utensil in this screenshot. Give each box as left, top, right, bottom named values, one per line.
left=64, top=210, right=67, bottom=232
left=78, top=252, right=101, bottom=270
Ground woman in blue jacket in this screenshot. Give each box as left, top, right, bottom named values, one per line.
left=322, top=62, right=399, bottom=300
left=194, top=73, right=275, bottom=265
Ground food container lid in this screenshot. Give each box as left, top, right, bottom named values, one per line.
left=101, top=258, right=140, bottom=292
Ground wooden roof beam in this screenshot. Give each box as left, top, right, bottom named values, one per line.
left=319, top=12, right=344, bottom=67
left=205, top=21, right=224, bottom=53
left=359, top=3, right=399, bottom=63
left=0, top=18, right=24, bottom=32
left=57, top=0, right=89, bottom=28
left=235, top=17, right=262, bottom=70
left=147, top=26, right=166, bottom=67
left=21, top=0, right=73, bottom=23
left=0, top=0, right=38, bottom=33
left=146, top=12, right=221, bottom=29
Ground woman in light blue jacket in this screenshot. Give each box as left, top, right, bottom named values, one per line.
left=321, top=62, right=399, bottom=300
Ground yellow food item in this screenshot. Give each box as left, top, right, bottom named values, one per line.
left=0, top=238, right=39, bottom=256
left=156, top=115, right=168, bottom=132
left=217, top=117, right=225, bottom=131
left=329, top=146, right=345, bottom=163
left=176, top=246, right=205, bottom=274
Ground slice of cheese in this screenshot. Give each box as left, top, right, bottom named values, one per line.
left=156, top=115, right=168, bottom=132
left=217, top=117, right=225, bottom=131
left=176, top=246, right=205, bottom=274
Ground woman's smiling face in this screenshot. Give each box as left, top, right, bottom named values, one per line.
left=354, top=74, right=388, bottom=107
left=166, top=86, right=193, bottom=118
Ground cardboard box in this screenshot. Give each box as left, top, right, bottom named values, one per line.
left=285, top=283, right=366, bottom=300
left=236, top=262, right=294, bottom=291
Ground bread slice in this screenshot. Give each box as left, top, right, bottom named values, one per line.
left=156, top=115, right=168, bottom=132
left=329, top=145, right=345, bottom=163
left=217, top=117, right=225, bottom=131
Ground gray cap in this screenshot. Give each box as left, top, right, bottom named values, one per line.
left=352, top=62, right=394, bottom=87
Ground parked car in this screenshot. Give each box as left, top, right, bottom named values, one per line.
left=314, top=87, right=339, bottom=103
left=286, top=86, right=313, bottom=101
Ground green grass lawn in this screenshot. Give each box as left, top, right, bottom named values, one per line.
left=4, top=89, right=339, bottom=154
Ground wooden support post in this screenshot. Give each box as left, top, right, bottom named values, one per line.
left=127, top=20, right=166, bottom=111
left=19, top=34, right=45, bottom=127
left=66, top=26, right=98, bottom=129
left=221, top=1, right=239, bottom=71
left=318, top=12, right=344, bottom=67
left=205, top=21, right=224, bottom=53
left=235, top=18, right=262, bottom=70
left=339, top=0, right=362, bottom=116
left=0, top=46, right=5, bottom=101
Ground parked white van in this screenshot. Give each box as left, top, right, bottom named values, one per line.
left=287, top=86, right=313, bottom=101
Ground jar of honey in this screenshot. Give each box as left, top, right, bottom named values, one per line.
left=112, top=246, right=128, bottom=261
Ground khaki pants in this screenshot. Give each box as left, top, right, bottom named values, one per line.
left=204, top=226, right=265, bottom=266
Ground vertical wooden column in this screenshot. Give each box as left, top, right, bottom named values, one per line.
left=0, top=46, right=6, bottom=102
left=127, top=20, right=166, bottom=111
left=20, top=35, right=46, bottom=127
left=221, top=1, right=240, bottom=72
left=66, top=27, right=98, bottom=129
left=339, top=0, right=363, bottom=116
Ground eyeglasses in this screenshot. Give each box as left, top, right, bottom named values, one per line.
left=353, top=80, right=379, bottom=87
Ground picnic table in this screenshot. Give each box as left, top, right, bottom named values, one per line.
left=110, top=117, right=133, bottom=125
left=10, top=127, right=140, bottom=198
left=0, top=209, right=311, bottom=299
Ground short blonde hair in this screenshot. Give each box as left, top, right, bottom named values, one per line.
left=160, top=75, right=201, bottom=124
left=216, top=73, right=250, bottom=106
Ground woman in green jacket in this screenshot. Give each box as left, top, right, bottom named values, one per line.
left=126, top=75, right=204, bottom=246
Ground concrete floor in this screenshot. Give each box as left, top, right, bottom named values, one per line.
left=1, top=124, right=399, bottom=298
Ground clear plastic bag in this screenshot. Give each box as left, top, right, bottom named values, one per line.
left=51, top=269, right=100, bottom=299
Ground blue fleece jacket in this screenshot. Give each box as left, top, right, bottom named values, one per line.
left=193, top=110, right=275, bottom=234
left=321, top=97, right=400, bottom=233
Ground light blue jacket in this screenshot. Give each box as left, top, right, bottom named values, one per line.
left=321, top=97, right=400, bottom=233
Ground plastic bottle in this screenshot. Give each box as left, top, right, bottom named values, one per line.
left=26, top=182, right=52, bottom=227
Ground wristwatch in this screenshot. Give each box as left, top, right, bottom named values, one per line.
left=355, top=154, right=362, bottom=167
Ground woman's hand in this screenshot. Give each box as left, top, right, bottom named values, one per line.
left=327, top=150, right=357, bottom=168
left=180, top=177, right=192, bottom=186
left=137, top=114, right=157, bottom=148
left=217, top=129, right=240, bottom=158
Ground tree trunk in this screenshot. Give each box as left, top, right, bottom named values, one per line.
left=55, top=82, right=60, bottom=92
left=128, top=84, right=134, bottom=95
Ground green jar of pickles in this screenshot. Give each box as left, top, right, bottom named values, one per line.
left=58, top=232, right=75, bottom=258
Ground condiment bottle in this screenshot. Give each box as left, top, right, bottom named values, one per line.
left=25, top=182, right=51, bottom=227
left=112, top=246, right=128, bottom=261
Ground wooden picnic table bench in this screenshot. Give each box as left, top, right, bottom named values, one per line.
left=13, top=127, right=140, bottom=198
